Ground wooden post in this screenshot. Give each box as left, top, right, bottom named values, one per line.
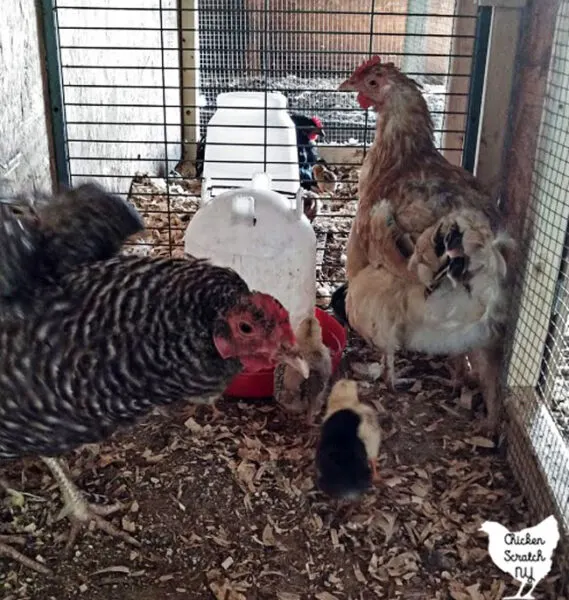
left=180, top=0, right=200, bottom=162
left=474, top=2, right=525, bottom=196
left=442, top=0, right=478, bottom=166
left=403, top=0, right=428, bottom=76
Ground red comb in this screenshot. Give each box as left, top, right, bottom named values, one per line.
left=353, top=55, right=382, bottom=77
left=311, top=116, right=323, bottom=130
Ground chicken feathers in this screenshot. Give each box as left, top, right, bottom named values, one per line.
left=337, top=58, right=512, bottom=432
left=313, top=162, right=338, bottom=195
left=316, top=379, right=381, bottom=500
left=274, top=315, right=332, bottom=422
left=0, top=182, right=144, bottom=304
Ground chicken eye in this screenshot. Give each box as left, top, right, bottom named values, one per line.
left=239, top=322, right=253, bottom=335
left=368, top=79, right=378, bottom=87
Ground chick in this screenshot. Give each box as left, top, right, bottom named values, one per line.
left=313, top=162, right=338, bottom=195
left=407, top=221, right=446, bottom=289
left=273, top=315, right=332, bottom=423
left=315, top=379, right=382, bottom=500
left=302, top=190, right=320, bottom=223
left=407, top=216, right=470, bottom=295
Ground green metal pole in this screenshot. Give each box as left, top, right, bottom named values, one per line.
left=463, top=5, right=492, bottom=173
left=37, top=0, right=70, bottom=188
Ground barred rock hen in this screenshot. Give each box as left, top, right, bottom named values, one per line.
left=0, top=183, right=307, bottom=573
left=334, top=57, right=512, bottom=433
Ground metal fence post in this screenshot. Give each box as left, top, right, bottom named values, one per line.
left=37, top=0, right=70, bottom=188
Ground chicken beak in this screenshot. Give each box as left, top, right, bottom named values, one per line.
left=338, top=77, right=357, bottom=92
left=278, top=347, right=309, bottom=379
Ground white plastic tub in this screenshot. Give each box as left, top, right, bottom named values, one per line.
left=184, top=173, right=316, bottom=330
left=202, top=92, right=300, bottom=196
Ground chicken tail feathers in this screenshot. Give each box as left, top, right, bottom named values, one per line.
left=330, top=282, right=349, bottom=326
left=0, top=198, right=42, bottom=299
left=1, top=182, right=145, bottom=300
left=41, top=183, right=144, bottom=278
left=316, top=409, right=372, bottom=500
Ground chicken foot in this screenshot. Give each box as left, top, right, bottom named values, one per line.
left=503, top=578, right=529, bottom=599
left=0, top=479, right=52, bottom=574
left=41, top=457, right=140, bottom=553
left=0, top=536, right=51, bottom=575
left=385, top=351, right=415, bottom=391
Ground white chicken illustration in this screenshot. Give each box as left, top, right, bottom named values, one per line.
left=479, top=515, right=560, bottom=599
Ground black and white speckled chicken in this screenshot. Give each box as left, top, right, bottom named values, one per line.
left=0, top=182, right=307, bottom=573
left=273, top=315, right=332, bottom=424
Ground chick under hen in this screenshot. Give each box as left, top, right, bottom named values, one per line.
left=345, top=203, right=513, bottom=431
left=0, top=182, right=307, bottom=573
left=273, top=314, right=332, bottom=423
left=316, top=379, right=381, bottom=500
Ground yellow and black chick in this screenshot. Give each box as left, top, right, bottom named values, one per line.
left=273, top=315, right=332, bottom=423
left=315, top=379, right=381, bottom=500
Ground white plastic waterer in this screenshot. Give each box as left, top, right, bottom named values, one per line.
left=202, top=91, right=300, bottom=197
left=184, top=173, right=316, bottom=331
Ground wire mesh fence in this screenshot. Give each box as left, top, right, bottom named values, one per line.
left=197, top=0, right=471, bottom=146
left=46, top=0, right=478, bottom=300
left=506, top=0, right=569, bottom=553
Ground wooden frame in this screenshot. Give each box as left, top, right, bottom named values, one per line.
left=474, top=4, right=525, bottom=196
left=442, top=0, right=478, bottom=166
left=180, top=0, right=200, bottom=162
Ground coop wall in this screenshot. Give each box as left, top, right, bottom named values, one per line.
left=503, top=0, right=569, bottom=585
left=0, top=0, right=52, bottom=191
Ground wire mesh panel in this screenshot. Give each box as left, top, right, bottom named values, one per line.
left=197, top=0, right=474, bottom=147
left=46, top=0, right=478, bottom=295
left=56, top=0, right=182, bottom=195
left=507, top=0, right=569, bottom=538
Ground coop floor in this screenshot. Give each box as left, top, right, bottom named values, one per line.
left=0, top=340, right=566, bottom=600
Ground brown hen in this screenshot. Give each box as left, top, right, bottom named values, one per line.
left=335, top=57, right=513, bottom=435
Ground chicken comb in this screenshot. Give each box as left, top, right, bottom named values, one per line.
left=311, top=116, right=323, bottom=130
left=352, top=55, right=382, bottom=77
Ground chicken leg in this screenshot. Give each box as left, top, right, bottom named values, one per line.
left=468, top=345, right=502, bottom=436
left=41, top=457, right=140, bottom=552
left=521, top=578, right=539, bottom=599
left=385, top=349, right=415, bottom=391
left=504, top=578, right=528, bottom=599
left=369, top=458, right=381, bottom=483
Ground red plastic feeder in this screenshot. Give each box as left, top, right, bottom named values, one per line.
left=224, top=307, right=347, bottom=398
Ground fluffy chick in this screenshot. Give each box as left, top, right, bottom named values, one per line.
left=273, top=315, right=332, bottom=423
left=316, top=379, right=381, bottom=500
left=408, top=217, right=469, bottom=294
left=407, top=221, right=446, bottom=289
left=313, top=162, right=338, bottom=195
